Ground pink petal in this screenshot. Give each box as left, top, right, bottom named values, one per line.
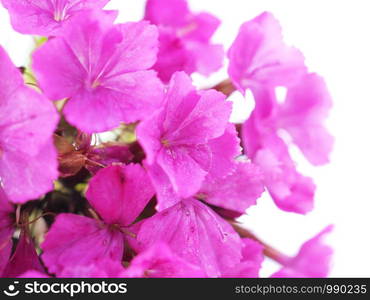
left=1, top=0, right=110, bottom=36
left=228, top=11, right=306, bottom=93
left=254, top=145, right=315, bottom=214
left=0, top=47, right=59, bottom=203
left=0, top=47, right=59, bottom=155
left=152, top=27, right=193, bottom=82
left=144, top=161, right=181, bottom=211
left=0, top=86, right=59, bottom=156
left=166, top=89, right=231, bottom=145
left=32, top=37, right=87, bottom=101
left=145, top=1, right=222, bottom=80
left=186, top=42, right=224, bottom=76
left=272, top=225, right=333, bottom=277
left=2, top=230, right=45, bottom=277
left=59, top=259, right=125, bottom=278
left=41, top=213, right=124, bottom=275
left=138, top=72, right=233, bottom=202
left=86, top=164, right=154, bottom=226
left=279, top=73, right=334, bottom=165
left=157, top=146, right=208, bottom=198
left=200, top=162, right=265, bottom=214
left=0, top=46, right=23, bottom=98
left=114, top=21, right=160, bottom=72
left=161, top=72, right=200, bottom=134
left=207, top=123, right=241, bottom=178
left=0, top=140, right=58, bottom=203
left=242, top=87, right=316, bottom=214
left=136, top=198, right=243, bottom=277
left=124, top=242, right=205, bottom=278
left=223, top=238, right=264, bottom=277
left=184, top=12, right=221, bottom=42
left=136, top=110, right=165, bottom=165
left=62, top=71, right=164, bottom=133
left=145, top=0, right=190, bottom=28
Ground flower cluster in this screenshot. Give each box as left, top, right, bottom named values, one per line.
left=0, top=0, right=333, bottom=278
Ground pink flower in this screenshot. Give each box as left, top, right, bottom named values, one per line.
left=135, top=198, right=243, bottom=277
left=145, top=0, right=223, bottom=82
left=0, top=46, right=59, bottom=203
left=123, top=242, right=205, bottom=278
left=242, top=74, right=332, bottom=214
left=1, top=0, right=110, bottom=36
left=227, top=11, right=306, bottom=93
left=272, top=225, right=333, bottom=277
left=32, top=10, right=164, bottom=133
left=137, top=72, right=237, bottom=209
left=41, top=164, right=154, bottom=275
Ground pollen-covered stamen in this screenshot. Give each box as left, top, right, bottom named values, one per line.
left=84, top=77, right=102, bottom=91
left=161, top=139, right=170, bottom=147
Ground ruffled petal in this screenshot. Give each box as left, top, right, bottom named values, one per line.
left=41, top=213, right=124, bottom=275
left=279, top=73, right=333, bottom=165
left=136, top=198, right=243, bottom=277
left=124, top=242, right=205, bottom=278
left=272, top=225, right=333, bottom=277
left=200, top=162, right=264, bottom=214
left=86, top=164, right=154, bottom=226
left=223, top=238, right=264, bottom=277
left=228, top=12, right=306, bottom=92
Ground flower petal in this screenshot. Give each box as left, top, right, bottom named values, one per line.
left=41, top=213, right=124, bottom=275
left=228, top=11, right=306, bottom=92
left=136, top=198, right=243, bottom=277
left=124, top=242, right=205, bottom=278
left=86, top=164, right=154, bottom=226
left=200, top=162, right=264, bottom=214
left=272, top=225, right=333, bottom=277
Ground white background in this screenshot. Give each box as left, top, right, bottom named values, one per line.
left=1, top=0, right=369, bottom=277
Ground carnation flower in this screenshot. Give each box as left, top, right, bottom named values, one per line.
left=33, top=10, right=164, bottom=133
left=41, top=164, right=154, bottom=275
left=145, top=0, right=223, bottom=82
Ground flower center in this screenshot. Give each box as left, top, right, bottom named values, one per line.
left=53, top=0, right=68, bottom=22
left=91, top=80, right=100, bottom=89
left=84, top=78, right=101, bottom=91
left=161, top=139, right=170, bottom=147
